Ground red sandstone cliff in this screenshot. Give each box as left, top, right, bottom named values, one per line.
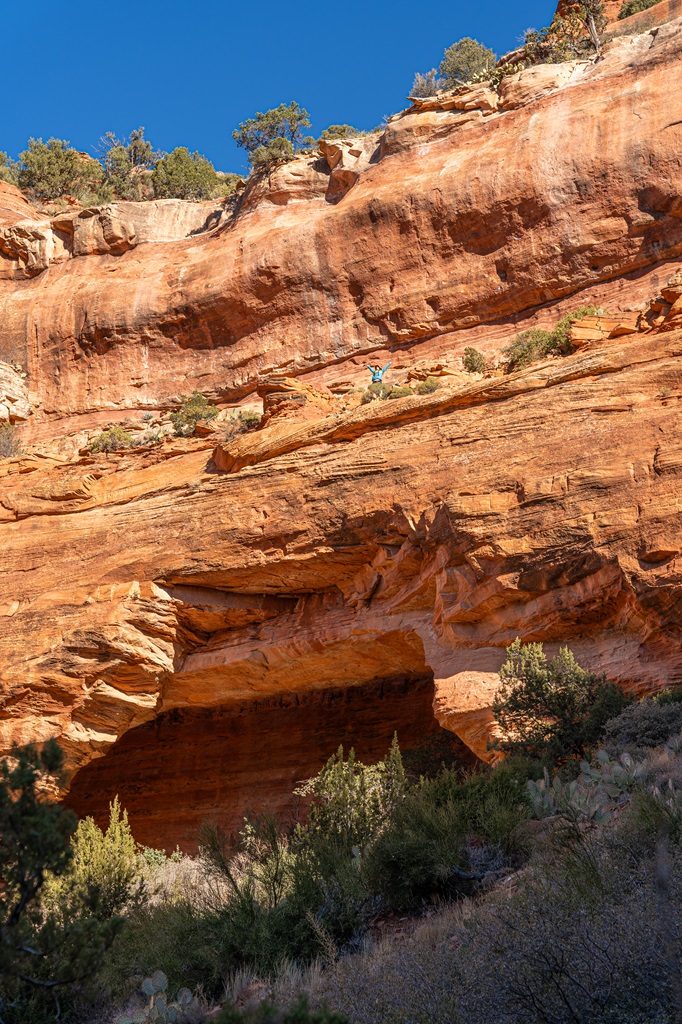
left=1, top=12, right=682, bottom=847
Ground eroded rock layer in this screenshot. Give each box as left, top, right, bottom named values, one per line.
left=1, top=21, right=681, bottom=432
left=1, top=13, right=682, bottom=845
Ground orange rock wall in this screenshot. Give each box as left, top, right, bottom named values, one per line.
left=1, top=22, right=682, bottom=434
left=1, top=14, right=682, bottom=845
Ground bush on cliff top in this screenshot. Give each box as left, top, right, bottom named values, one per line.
left=100, top=126, right=160, bottom=201
left=0, top=152, right=19, bottom=186
left=618, top=0, right=662, bottom=18
left=17, top=137, right=102, bottom=200
left=233, top=103, right=314, bottom=168
left=439, top=38, right=497, bottom=86
left=318, top=125, right=362, bottom=143
left=410, top=69, right=445, bottom=97
left=519, top=1, right=605, bottom=68
left=152, top=147, right=223, bottom=201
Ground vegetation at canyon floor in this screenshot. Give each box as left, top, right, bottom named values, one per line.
left=3, top=644, right=682, bottom=1023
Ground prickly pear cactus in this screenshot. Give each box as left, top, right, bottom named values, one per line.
left=527, top=750, right=648, bottom=825
left=117, top=971, right=200, bottom=1024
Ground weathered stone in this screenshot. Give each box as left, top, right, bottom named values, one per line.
left=1, top=22, right=680, bottom=425
left=0, top=361, right=30, bottom=422
left=1, top=15, right=682, bottom=847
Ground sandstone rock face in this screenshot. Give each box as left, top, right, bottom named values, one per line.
left=318, top=135, right=380, bottom=200
left=602, top=0, right=682, bottom=29
left=0, top=22, right=680, bottom=427
left=0, top=362, right=30, bottom=423
left=2, top=322, right=682, bottom=787
left=1, top=17, right=682, bottom=846
left=0, top=184, right=56, bottom=279
left=0, top=185, right=229, bottom=277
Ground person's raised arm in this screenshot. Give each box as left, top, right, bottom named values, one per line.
left=382, top=362, right=391, bottom=374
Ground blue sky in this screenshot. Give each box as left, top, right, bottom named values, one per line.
left=3, top=0, right=556, bottom=175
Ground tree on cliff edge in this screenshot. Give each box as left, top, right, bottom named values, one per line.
left=17, top=138, right=102, bottom=200
left=233, top=102, right=314, bottom=167
left=439, top=38, right=497, bottom=87
left=151, top=147, right=222, bottom=200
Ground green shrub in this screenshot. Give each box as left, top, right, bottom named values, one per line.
left=17, top=137, right=102, bottom=200
left=0, top=423, right=21, bottom=459
left=364, top=763, right=532, bottom=912
left=521, top=2, right=605, bottom=66
left=619, top=0, right=661, bottom=17
left=504, top=305, right=601, bottom=371
left=503, top=328, right=554, bottom=370
left=360, top=382, right=392, bottom=404
left=386, top=385, right=413, bottom=400
left=198, top=813, right=362, bottom=974
left=101, top=126, right=159, bottom=200
left=463, top=347, right=485, bottom=373
left=89, top=426, right=134, bottom=453
left=97, top=896, right=229, bottom=1002
left=188, top=741, right=409, bottom=975
left=296, top=738, right=406, bottom=851
left=152, top=148, right=221, bottom=200
left=45, top=797, right=147, bottom=921
left=318, top=125, right=361, bottom=143
left=413, top=376, right=441, bottom=395
left=233, top=103, right=312, bottom=167
left=360, top=383, right=416, bottom=403
left=550, top=306, right=601, bottom=353
left=225, top=410, right=261, bottom=440
left=410, top=70, right=444, bottom=97
left=492, top=639, right=631, bottom=764
left=0, top=152, right=19, bottom=185
left=439, top=38, right=497, bottom=87
left=170, top=392, right=218, bottom=436
left=657, top=686, right=682, bottom=706
left=0, top=741, right=121, bottom=1023
left=216, top=172, right=244, bottom=197
left=602, top=698, right=682, bottom=756
left=402, top=731, right=476, bottom=781
left=251, top=138, right=295, bottom=168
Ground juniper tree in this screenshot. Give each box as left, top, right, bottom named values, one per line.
left=492, top=640, right=630, bottom=763
left=0, top=741, right=121, bottom=1022
left=439, top=38, right=497, bottom=87
left=233, top=103, right=311, bottom=167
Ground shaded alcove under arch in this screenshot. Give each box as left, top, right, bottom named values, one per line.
left=64, top=676, right=477, bottom=852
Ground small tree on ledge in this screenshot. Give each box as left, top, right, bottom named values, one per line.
left=233, top=102, right=312, bottom=168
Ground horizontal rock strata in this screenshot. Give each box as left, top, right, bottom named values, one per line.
left=1, top=12, right=682, bottom=844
